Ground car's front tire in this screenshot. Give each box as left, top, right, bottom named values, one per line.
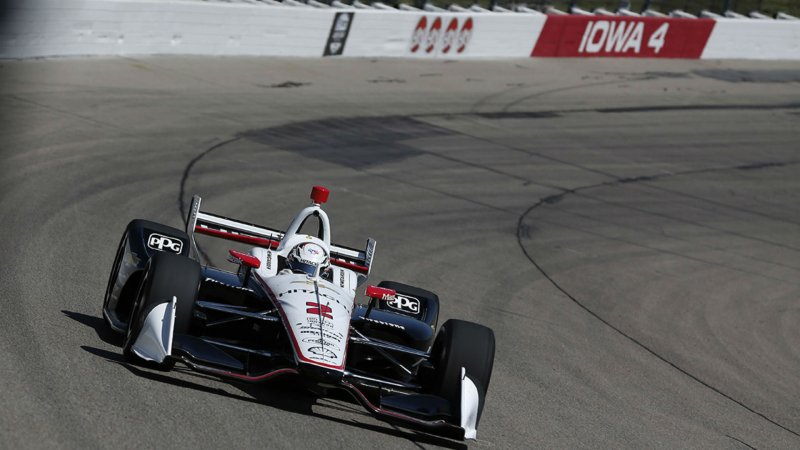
left=102, top=232, right=129, bottom=331
left=123, top=252, right=201, bottom=370
left=103, top=219, right=191, bottom=333
left=429, top=319, right=495, bottom=426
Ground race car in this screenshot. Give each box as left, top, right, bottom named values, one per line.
left=102, top=186, right=495, bottom=440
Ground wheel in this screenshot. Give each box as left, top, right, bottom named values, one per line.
left=430, top=319, right=495, bottom=425
left=376, top=280, right=440, bottom=328
left=123, top=251, right=201, bottom=370
left=102, top=232, right=128, bottom=330
left=103, top=219, right=191, bottom=333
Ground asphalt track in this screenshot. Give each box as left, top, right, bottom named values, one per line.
left=1, top=56, right=799, bottom=449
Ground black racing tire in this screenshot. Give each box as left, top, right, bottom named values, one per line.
left=377, top=280, right=440, bottom=328
left=103, top=219, right=191, bottom=333
left=102, top=232, right=128, bottom=330
left=123, top=251, right=201, bottom=370
left=430, top=319, right=495, bottom=424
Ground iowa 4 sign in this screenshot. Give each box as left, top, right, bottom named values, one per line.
left=533, top=16, right=715, bottom=58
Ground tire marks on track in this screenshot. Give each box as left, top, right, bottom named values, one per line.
left=514, top=162, right=800, bottom=440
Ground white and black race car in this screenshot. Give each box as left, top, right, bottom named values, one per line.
left=102, top=186, right=495, bottom=440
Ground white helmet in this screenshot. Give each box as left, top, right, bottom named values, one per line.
left=287, top=242, right=329, bottom=277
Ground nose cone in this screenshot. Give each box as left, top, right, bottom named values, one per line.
left=299, top=363, right=343, bottom=384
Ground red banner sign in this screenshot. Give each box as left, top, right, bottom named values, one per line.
left=532, top=16, right=715, bottom=59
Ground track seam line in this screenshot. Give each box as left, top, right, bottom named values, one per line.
left=178, top=136, right=242, bottom=265
left=515, top=166, right=800, bottom=440
left=178, top=136, right=243, bottom=221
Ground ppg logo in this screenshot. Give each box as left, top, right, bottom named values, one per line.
left=147, top=233, right=183, bottom=253
left=387, top=294, right=420, bottom=314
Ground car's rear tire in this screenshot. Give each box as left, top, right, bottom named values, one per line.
left=376, top=280, right=440, bottom=328
left=429, top=319, right=495, bottom=425
left=123, top=252, right=201, bottom=370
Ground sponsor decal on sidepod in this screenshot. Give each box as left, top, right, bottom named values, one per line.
left=386, top=294, right=421, bottom=314
left=147, top=233, right=182, bottom=253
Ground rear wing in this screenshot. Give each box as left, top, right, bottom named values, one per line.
left=185, top=195, right=375, bottom=276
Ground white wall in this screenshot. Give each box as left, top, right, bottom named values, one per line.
left=1, top=0, right=547, bottom=59
left=702, top=19, right=800, bottom=60
left=1, top=0, right=336, bottom=58
left=2, top=0, right=799, bottom=60
left=344, top=11, right=546, bottom=58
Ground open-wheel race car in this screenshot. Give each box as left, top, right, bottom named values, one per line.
left=102, top=186, right=495, bottom=440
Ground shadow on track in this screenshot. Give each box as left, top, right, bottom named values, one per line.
left=62, top=310, right=122, bottom=346
left=66, top=311, right=466, bottom=450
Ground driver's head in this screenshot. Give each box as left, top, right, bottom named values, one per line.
left=287, top=242, right=329, bottom=277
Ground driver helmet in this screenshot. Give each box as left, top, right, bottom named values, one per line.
left=287, top=242, right=329, bottom=276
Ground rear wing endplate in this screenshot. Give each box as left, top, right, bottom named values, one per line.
left=186, top=195, right=375, bottom=277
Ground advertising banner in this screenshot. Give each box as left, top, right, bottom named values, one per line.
left=532, top=15, right=716, bottom=59
left=323, top=12, right=355, bottom=56
left=343, top=11, right=546, bottom=58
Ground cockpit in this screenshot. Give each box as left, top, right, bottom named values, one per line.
left=286, top=242, right=330, bottom=278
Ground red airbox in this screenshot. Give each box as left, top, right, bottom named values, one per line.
left=310, top=185, right=330, bottom=204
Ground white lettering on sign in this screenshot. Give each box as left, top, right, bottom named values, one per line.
left=578, top=21, right=668, bottom=55
left=648, top=23, right=669, bottom=54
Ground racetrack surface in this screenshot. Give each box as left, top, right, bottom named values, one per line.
left=1, top=57, right=799, bottom=449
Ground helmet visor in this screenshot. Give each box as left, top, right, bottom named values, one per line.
left=289, top=259, right=320, bottom=276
